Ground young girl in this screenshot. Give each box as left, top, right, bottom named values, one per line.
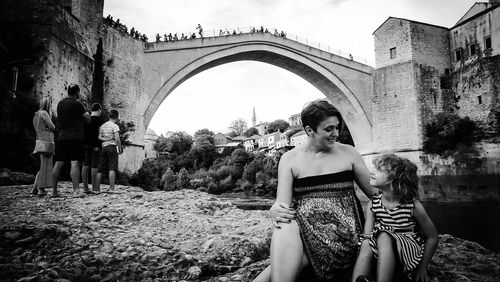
left=352, top=153, right=438, bottom=282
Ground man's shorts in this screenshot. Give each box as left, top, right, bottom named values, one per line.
left=83, top=145, right=101, bottom=168
left=54, top=140, right=84, bottom=162
left=98, top=145, right=118, bottom=173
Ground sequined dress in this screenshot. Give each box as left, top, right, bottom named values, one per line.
left=292, top=170, right=364, bottom=280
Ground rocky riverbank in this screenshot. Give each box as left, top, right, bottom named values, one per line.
left=0, top=184, right=498, bottom=282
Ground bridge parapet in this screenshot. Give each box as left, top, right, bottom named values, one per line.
left=144, top=33, right=373, bottom=73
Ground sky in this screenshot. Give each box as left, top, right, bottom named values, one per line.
left=103, top=0, right=478, bottom=136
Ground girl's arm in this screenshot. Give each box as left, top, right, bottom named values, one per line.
left=270, top=151, right=296, bottom=228
left=413, top=200, right=438, bottom=282
left=41, top=111, right=56, bottom=131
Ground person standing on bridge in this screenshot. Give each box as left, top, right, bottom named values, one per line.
left=196, top=24, right=203, bottom=38
left=51, top=84, right=91, bottom=197
left=253, top=99, right=377, bottom=281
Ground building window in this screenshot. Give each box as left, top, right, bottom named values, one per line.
left=485, top=36, right=492, bottom=49
left=455, top=48, right=463, bottom=61
left=389, top=47, right=397, bottom=59
left=469, top=43, right=476, bottom=56
left=478, top=95, right=482, bottom=104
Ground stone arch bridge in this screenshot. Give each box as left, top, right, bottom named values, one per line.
left=140, top=32, right=374, bottom=154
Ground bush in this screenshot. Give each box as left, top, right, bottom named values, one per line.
left=423, top=113, right=484, bottom=156
left=130, top=157, right=169, bottom=190
left=176, top=167, right=190, bottom=189
left=161, top=167, right=176, bottom=191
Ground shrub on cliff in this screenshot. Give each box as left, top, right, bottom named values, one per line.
left=423, top=113, right=484, bottom=156
left=161, top=167, right=176, bottom=191
left=176, top=167, right=190, bottom=189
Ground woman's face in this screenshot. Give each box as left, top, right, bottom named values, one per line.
left=311, top=116, right=340, bottom=147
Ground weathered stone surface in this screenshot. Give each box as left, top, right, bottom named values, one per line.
left=0, top=183, right=498, bottom=281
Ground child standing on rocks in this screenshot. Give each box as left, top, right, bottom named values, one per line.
left=352, top=153, right=438, bottom=282
left=95, top=109, right=122, bottom=192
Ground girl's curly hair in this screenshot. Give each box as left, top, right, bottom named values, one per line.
left=373, top=153, right=419, bottom=203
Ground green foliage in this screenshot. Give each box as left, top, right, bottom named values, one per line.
left=423, top=113, right=484, bottom=156
left=228, top=118, right=248, bottom=136
left=191, top=133, right=216, bottom=169
left=176, top=167, right=190, bottom=189
left=194, top=128, right=214, bottom=140
left=161, top=167, right=176, bottom=191
left=243, top=127, right=259, bottom=137
left=267, top=119, right=290, bottom=133
left=130, top=157, right=167, bottom=191
left=154, top=131, right=193, bottom=155
left=117, top=120, right=135, bottom=147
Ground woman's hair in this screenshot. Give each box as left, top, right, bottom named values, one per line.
left=301, top=99, right=343, bottom=133
left=372, top=153, right=420, bottom=203
left=38, top=96, right=52, bottom=114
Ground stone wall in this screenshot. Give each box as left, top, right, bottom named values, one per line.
left=371, top=62, right=421, bottom=151
left=410, top=22, right=451, bottom=75
left=101, top=25, right=149, bottom=172
left=373, top=18, right=412, bottom=69
left=449, top=55, right=500, bottom=133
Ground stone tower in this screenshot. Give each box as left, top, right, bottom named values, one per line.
left=252, top=106, right=257, bottom=127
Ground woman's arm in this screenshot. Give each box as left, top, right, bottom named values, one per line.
left=351, top=148, right=377, bottom=198
left=413, top=200, right=438, bottom=282
left=41, top=111, right=56, bottom=131
left=270, top=151, right=296, bottom=228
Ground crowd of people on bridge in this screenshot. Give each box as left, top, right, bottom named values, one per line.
left=153, top=24, right=287, bottom=44
left=32, top=84, right=123, bottom=198
left=104, top=15, right=148, bottom=42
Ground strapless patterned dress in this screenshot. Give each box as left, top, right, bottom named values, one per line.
left=292, top=170, right=364, bottom=280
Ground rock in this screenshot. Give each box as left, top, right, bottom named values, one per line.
left=240, top=257, right=252, bottom=267
left=88, top=274, right=102, bottom=282
left=186, top=266, right=202, bottom=279
left=17, top=276, right=38, bottom=282
left=4, top=231, right=22, bottom=240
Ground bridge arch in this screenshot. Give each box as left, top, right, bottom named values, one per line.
left=143, top=39, right=374, bottom=152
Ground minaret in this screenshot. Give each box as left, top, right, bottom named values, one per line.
left=252, top=106, right=256, bottom=127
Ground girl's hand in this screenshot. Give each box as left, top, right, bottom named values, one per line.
left=270, top=202, right=296, bottom=228
left=414, top=267, right=430, bottom=282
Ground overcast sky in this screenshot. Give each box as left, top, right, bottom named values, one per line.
left=103, top=0, right=477, bottom=136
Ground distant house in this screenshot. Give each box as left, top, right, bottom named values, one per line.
left=243, top=134, right=261, bottom=151
left=258, top=134, right=268, bottom=148
left=214, top=132, right=229, bottom=146
left=255, top=122, right=270, bottom=135
left=215, top=142, right=241, bottom=154
left=288, top=113, right=302, bottom=127
left=228, top=135, right=246, bottom=143
left=266, top=131, right=282, bottom=148
left=290, top=130, right=307, bottom=147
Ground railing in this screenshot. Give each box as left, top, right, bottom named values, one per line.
left=151, top=26, right=375, bottom=66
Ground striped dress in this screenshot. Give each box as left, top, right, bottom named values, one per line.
left=367, top=193, right=424, bottom=275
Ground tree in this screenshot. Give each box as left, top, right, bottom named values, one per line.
left=243, top=127, right=259, bottom=137
left=191, top=133, right=217, bottom=169
left=267, top=119, right=290, bottom=133
left=117, top=120, right=135, bottom=147
left=423, top=113, right=484, bottom=156
left=194, top=128, right=214, bottom=140
left=176, top=167, right=190, bottom=189
left=161, top=167, right=176, bottom=190
left=153, top=131, right=193, bottom=155
left=228, top=118, right=248, bottom=136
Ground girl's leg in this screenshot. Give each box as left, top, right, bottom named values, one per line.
left=376, top=232, right=396, bottom=282
left=253, top=220, right=309, bottom=282
left=351, top=240, right=374, bottom=282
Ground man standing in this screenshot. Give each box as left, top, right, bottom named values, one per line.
left=51, top=84, right=90, bottom=197
left=96, top=109, right=123, bottom=191
left=82, top=103, right=104, bottom=193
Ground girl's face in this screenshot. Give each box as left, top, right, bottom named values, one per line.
left=309, top=116, right=340, bottom=147
left=370, top=166, right=391, bottom=190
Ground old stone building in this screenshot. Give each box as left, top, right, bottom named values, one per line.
left=372, top=0, right=500, bottom=200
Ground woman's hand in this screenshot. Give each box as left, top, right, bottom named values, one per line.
left=414, top=267, right=430, bottom=282
left=270, top=202, right=296, bottom=228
